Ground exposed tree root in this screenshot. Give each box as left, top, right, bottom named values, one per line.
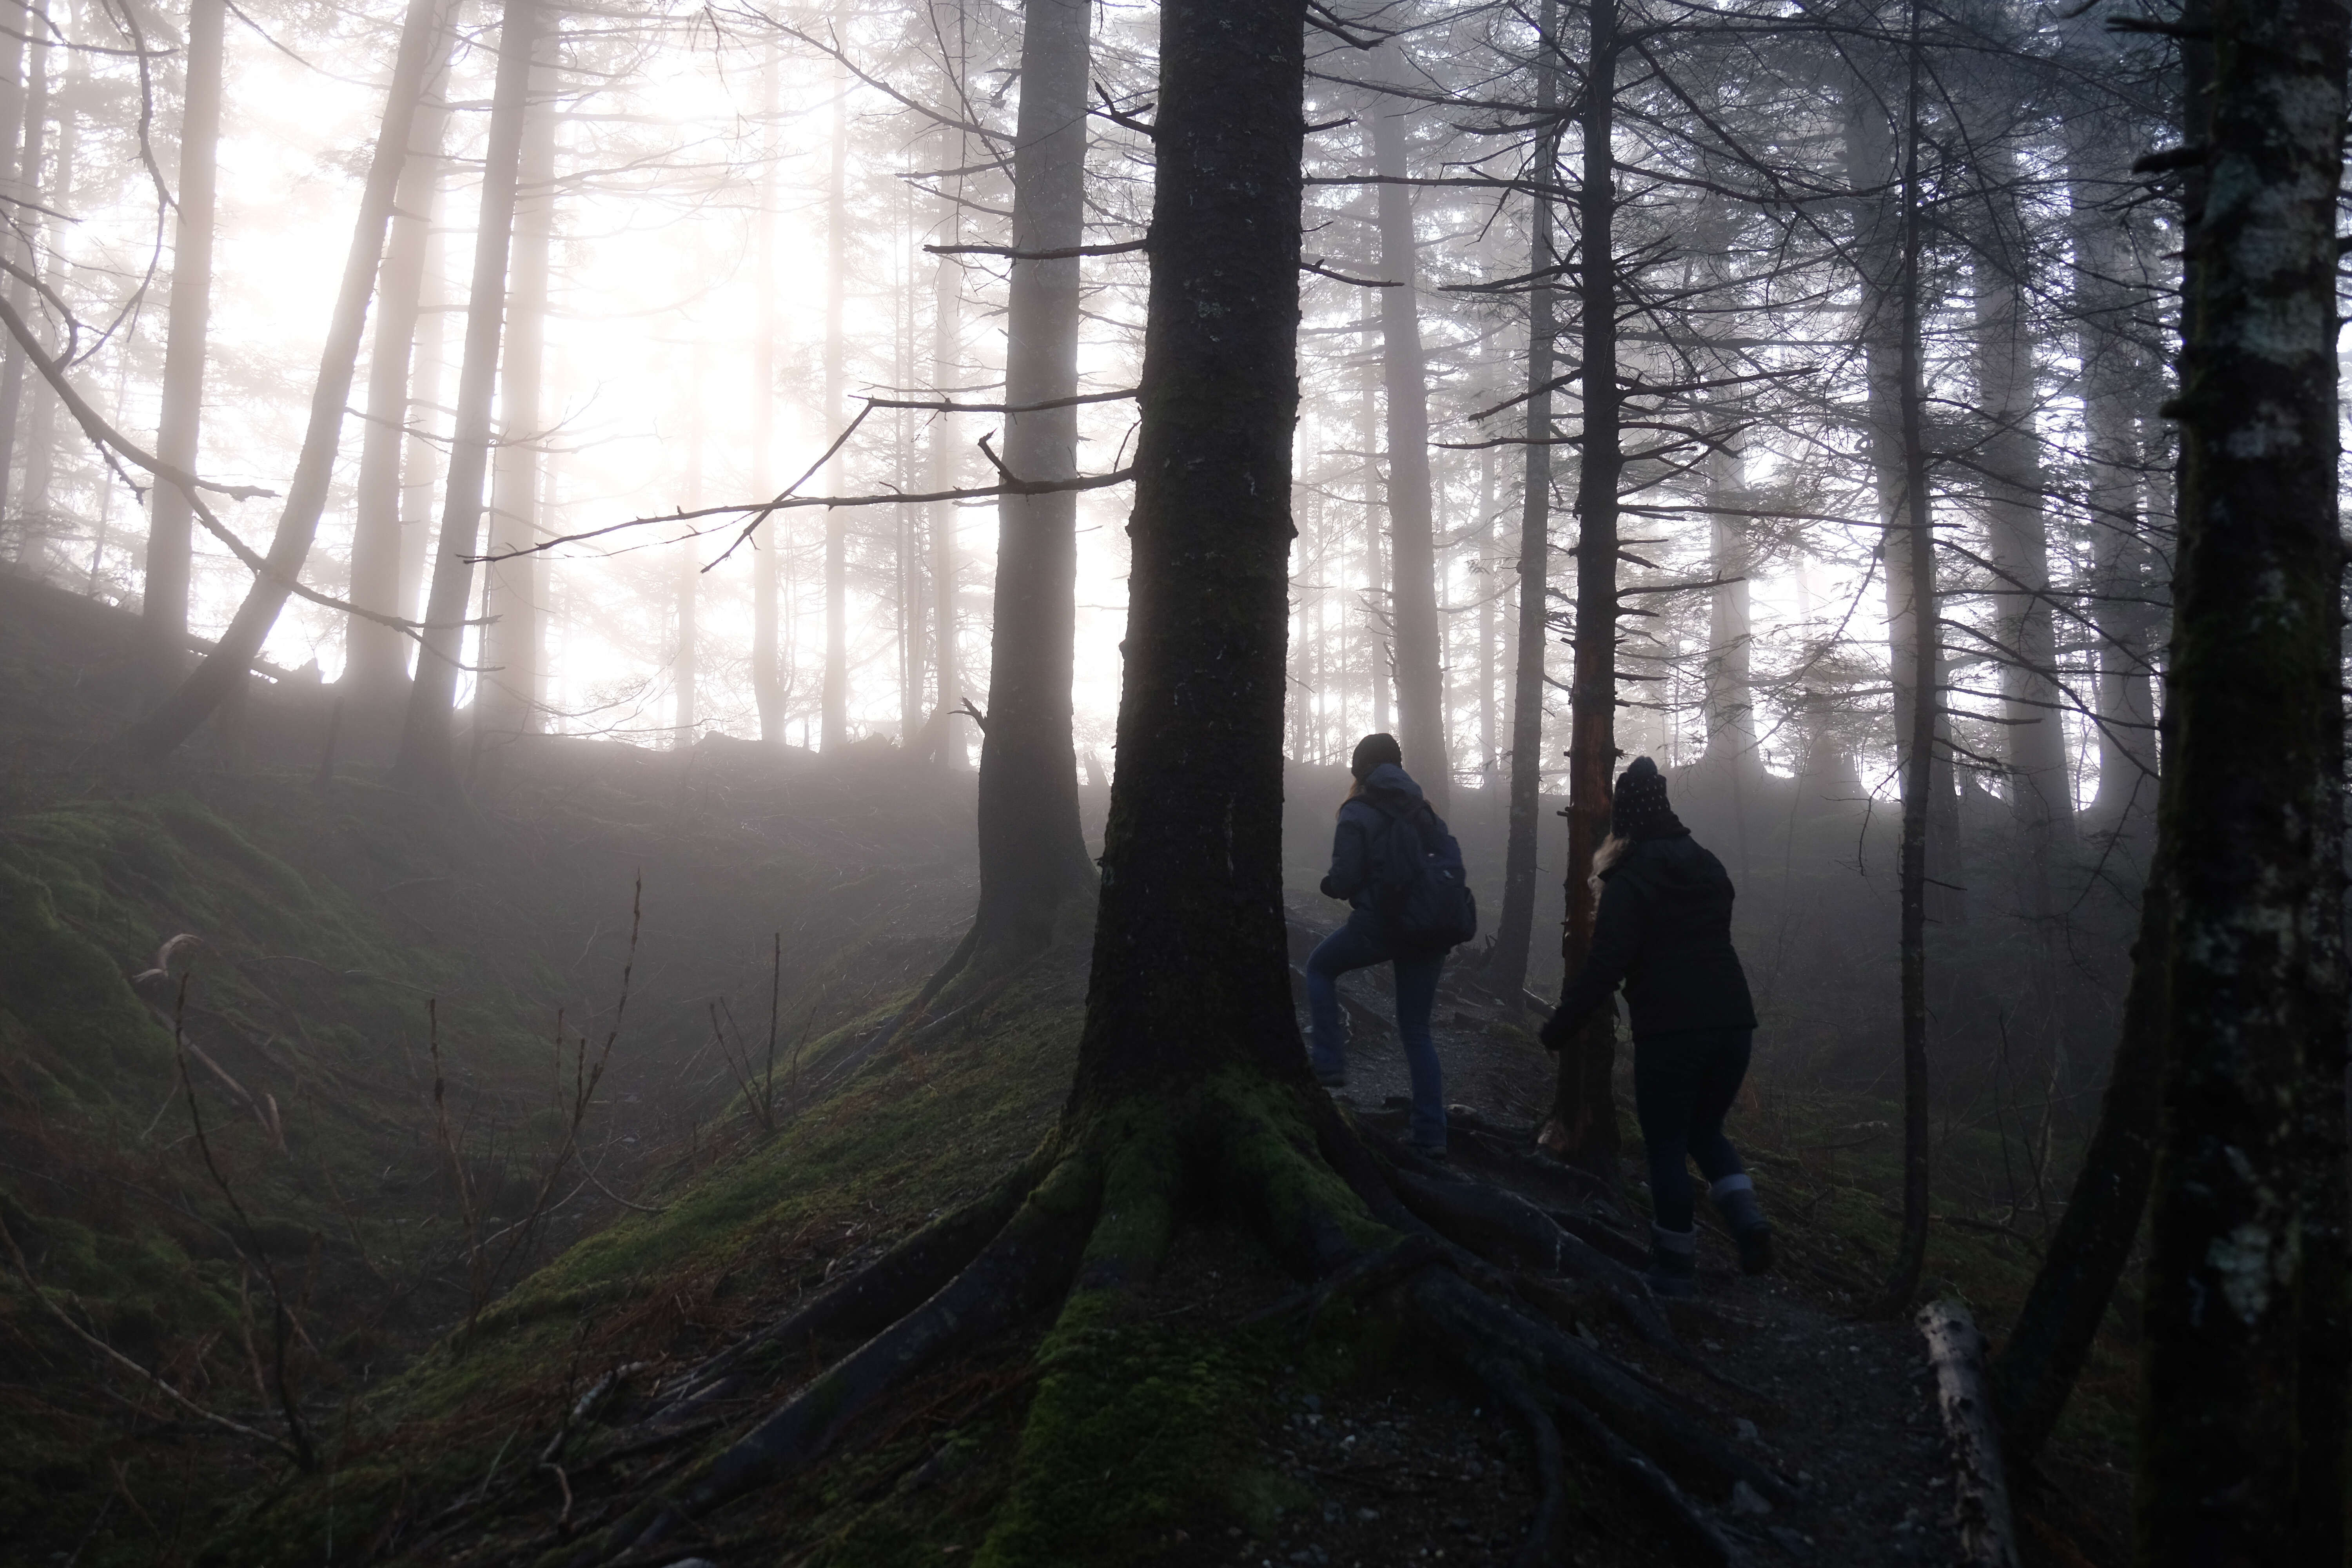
left=626, top=1143, right=1058, bottom=1435
left=544, top=1081, right=1796, bottom=1568
left=566, top=1148, right=1099, bottom=1565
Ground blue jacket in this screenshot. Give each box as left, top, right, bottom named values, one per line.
left=1321, top=762, right=1425, bottom=917
left=1544, top=830, right=1758, bottom=1043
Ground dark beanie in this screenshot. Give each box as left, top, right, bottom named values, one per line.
left=1611, top=756, right=1684, bottom=839
left=1350, top=732, right=1403, bottom=780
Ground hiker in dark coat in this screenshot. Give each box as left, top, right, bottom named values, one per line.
left=1308, top=733, right=1450, bottom=1156
left=1541, top=756, right=1772, bottom=1294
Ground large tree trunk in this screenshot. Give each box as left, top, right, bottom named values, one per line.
left=1541, top=0, right=1621, bottom=1174
left=818, top=77, right=848, bottom=750
left=750, top=42, right=783, bottom=741
left=346, top=0, right=461, bottom=701
left=479, top=19, right=559, bottom=744
left=966, top=0, right=1093, bottom=960
left=2136, top=0, right=2349, bottom=1560
left=389, top=0, right=540, bottom=793
left=123, top=0, right=450, bottom=760
left=1370, top=56, right=1448, bottom=815
left=1487, top=0, right=1559, bottom=1004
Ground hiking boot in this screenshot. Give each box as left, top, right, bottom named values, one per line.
left=1646, top=1227, right=1698, bottom=1299
left=1411, top=1141, right=1450, bottom=1164
left=1710, top=1175, right=1773, bottom=1276
left=1312, top=1062, right=1348, bottom=1089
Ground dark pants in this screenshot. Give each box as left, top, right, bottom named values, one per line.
left=1633, top=1027, right=1752, bottom=1232
left=1305, top=913, right=1446, bottom=1149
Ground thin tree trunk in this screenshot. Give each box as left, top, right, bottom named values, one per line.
left=1971, top=139, right=2073, bottom=910
left=1488, top=0, right=1558, bottom=1004
left=1541, top=0, right=1620, bottom=1174
left=347, top=0, right=460, bottom=700
left=2067, top=85, right=2160, bottom=836
left=479, top=18, right=557, bottom=743
left=967, top=0, right=1093, bottom=961
left=1870, top=12, right=1932, bottom=1319
left=2137, top=0, right=2349, bottom=1558
left=676, top=363, right=701, bottom=748
left=1843, top=31, right=1960, bottom=925
left=927, top=216, right=961, bottom=763
left=389, top=0, right=540, bottom=793
left=1370, top=57, right=1447, bottom=815
left=0, top=0, right=48, bottom=541
left=400, top=167, right=452, bottom=647
left=819, top=74, right=848, bottom=750
left=124, top=0, right=449, bottom=760
left=22, top=13, right=75, bottom=551
left=145, top=0, right=220, bottom=672
left=751, top=41, right=783, bottom=740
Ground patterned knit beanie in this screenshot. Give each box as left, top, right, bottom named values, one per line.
left=1610, top=756, right=1682, bottom=838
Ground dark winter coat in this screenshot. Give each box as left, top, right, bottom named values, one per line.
left=1542, top=829, right=1757, bottom=1045
left=1321, top=762, right=1426, bottom=920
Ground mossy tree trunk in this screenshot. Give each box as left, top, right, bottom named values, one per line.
left=2135, top=0, right=2349, bottom=1560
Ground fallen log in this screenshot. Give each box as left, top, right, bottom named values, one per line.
left=1918, top=1298, right=2022, bottom=1568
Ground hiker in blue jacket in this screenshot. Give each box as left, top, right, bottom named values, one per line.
left=1541, top=756, right=1772, bottom=1296
left=1308, top=733, right=1451, bottom=1157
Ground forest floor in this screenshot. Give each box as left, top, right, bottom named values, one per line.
left=0, top=570, right=2138, bottom=1568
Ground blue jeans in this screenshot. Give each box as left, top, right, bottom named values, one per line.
left=1633, top=1027, right=1752, bottom=1232
left=1306, top=914, right=1446, bottom=1149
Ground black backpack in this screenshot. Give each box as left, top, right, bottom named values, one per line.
left=1365, top=798, right=1479, bottom=955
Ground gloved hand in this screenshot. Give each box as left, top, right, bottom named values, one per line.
left=1537, top=1007, right=1575, bottom=1054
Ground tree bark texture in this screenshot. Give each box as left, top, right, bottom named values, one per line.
left=2136, top=2, right=2349, bottom=1561
left=125, top=0, right=448, bottom=760
left=971, top=0, right=1093, bottom=960
left=391, top=0, right=539, bottom=792
left=1370, top=58, right=1448, bottom=816
left=1489, top=0, right=1559, bottom=1004
left=346, top=0, right=461, bottom=699
left=1543, top=0, right=1620, bottom=1174
left=1074, top=0, right=1306, bottom=1107
left=479, top=21, right=559, bottom=743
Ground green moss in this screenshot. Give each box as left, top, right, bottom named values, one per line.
left=974, top=1289, right=1274, bottom=1567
